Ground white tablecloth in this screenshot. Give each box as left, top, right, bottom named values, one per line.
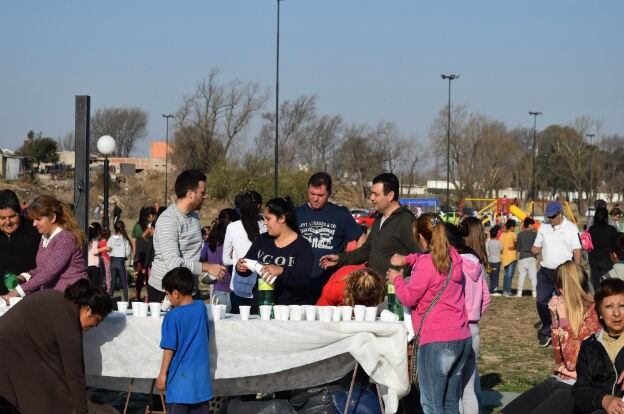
left=83, top=308, right=409, bottom=413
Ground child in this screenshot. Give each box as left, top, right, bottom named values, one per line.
left=157, top=267, right=213, bottom=412
left=486, top=226, right=502, bottom=295
left=603, top=233, right=624, bottom=281
left=107, top=221, right=132, bottom=301
left=98, top=228, right=112, bottom=293
left=500, top=220, right=518, bottom=297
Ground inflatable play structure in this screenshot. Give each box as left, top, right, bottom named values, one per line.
left=460, top=198, right=577, bottom=227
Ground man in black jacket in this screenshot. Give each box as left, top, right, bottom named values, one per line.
left=320, top=173, right=417, bottom=277
left=0, top=190, right=40, bottom=295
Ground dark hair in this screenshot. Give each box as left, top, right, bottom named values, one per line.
left=611, top=207, right=622, bottom=218
left=594, top=207, right=609, bottom=226
left=445, top=222, right=478, bottom=258
left=461, top=217, right=490, bottom=268
left=208, top=208, right=240, bottom=252
left=372, top=173, right=399, bottom=201
left=266, top=197, right=299, bottom=233
left=138, top=206, right=156, bottom=232
left=611, top=233, right=624, bottom=260
left=505, top=219, right=516, bottom=230
left=308, top=172, right=332, bottom=194
left=523, top=217, right=535, bottom=228
left=489, top=225, right=500, bottom=239
left=234, top=193, right=244, bottom=209
left=64, top=278, right=112, bottom=317
left=595, top=278, right=624, bottom=327
left=0, top=189, right=21, bottom=214
left=113, top=220, right=131, bottom=245
left=247, top=190, right=263, bottom=206
left=595, top=199, right=608, bottom=209
left=174, top=170, right=207, bottom=199
left=88, top=222, right=102, bottom=243
left=162, top=267, right=194, bottom=295
left=240, top=192, right=261, bottom=242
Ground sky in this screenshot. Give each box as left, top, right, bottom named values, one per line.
left=1, top=0, right=622, bottom=156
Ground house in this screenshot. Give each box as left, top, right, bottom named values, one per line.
left=0, top=149, right=27, bottom=180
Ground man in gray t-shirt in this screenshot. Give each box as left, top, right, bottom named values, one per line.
left=516, top=217, right=538, bottom=297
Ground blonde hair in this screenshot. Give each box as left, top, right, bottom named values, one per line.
left=28, top=195, right=85, bottom=247
left=343, top=268, right=385, bottom=307
left=416, top=212, right=450, bottom=274
left=554, top=261, right=593, bottom=338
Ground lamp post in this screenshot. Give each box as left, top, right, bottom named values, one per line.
left=529, top=111, right=542, bottom=215
left=441, top=74, right=458, bottom=212
left=274, top=0, right=283, bottom=198
left=586, top=133, right=595, bottom=207
left=162, top=114, right=174, bottom=207
left=97, top=135, right=116, bottom=230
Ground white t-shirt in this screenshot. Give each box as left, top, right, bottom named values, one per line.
left=533, top=218, right=581, bottom=269
left=222, top=220, right=267, bottom=294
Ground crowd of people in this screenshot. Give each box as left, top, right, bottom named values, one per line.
left=3, top=169, right=624, bottom=413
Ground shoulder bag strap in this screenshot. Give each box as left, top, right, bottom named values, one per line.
left=414, top=259, right=454, bottom=338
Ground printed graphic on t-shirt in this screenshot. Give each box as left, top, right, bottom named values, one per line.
left=299, top=220, right=337, bottom=250
left=255, top=248, right=296, bottom=267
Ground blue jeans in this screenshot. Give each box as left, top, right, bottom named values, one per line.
left=418, top=337, right=472, bottom=414
left=488, top=262, right=501, bottom=293
left=503, top=261, right=517, bottom=294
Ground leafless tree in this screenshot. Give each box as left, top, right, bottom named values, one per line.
left=171, top=69, right=268, bottom=171
left=56, top=130, right=75, bottom=151
left=304, top=114, right=343, bottom=173
left=91, top=107, right=148, bottom=157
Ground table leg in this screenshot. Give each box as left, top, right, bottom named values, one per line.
left=123, top=378, right=134, bottom=414
left=344, top=361, right=359, bottom=414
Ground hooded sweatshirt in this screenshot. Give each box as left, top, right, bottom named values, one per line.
left=107, top=234, right=131, bottom=258
left=461, top=253, right=491, bottom=323
left=338, top=205, right=417, bottom=277
left=393, top=248, right=470, bottom=345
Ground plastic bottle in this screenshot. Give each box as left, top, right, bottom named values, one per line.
left=387, top=282, right=404, bottom=321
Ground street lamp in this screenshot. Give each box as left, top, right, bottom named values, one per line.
left=274, top=0, right=283, bottom=198
left=529, top=111, right=542, bottom=214
left=162, top=114, right=174, bottom=207
left=97, top=135, right=116, bottom=230
left=441, top=74, right=459, bottom=212
left=586, top=133, right=595, bottom=207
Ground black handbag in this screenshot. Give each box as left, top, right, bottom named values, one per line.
left=408, top=261, right=454, bottom=385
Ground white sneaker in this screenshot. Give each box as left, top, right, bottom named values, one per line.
left=516, top=292, right=522, bottom=297
left=532, top=291, right=537, bottom=298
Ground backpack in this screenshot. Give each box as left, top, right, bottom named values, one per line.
left=580, top=231, right=594, bottom=252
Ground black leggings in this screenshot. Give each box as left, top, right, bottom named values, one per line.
left=109, top=257, right=129, bottom=301
left=501, top=377, right=574, bottom=414
left=87, top=265, right=101, bottom=289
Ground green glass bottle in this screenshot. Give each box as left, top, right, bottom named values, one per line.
left=387, top=282, right=403, bottom=321
left=4, top=272, right=18, bottom=290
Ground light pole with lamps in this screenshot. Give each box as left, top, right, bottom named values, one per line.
left=529, top=111, right=542, bottom=215
left=441, top=74, right=458, bottom=212
left=274, top=0, right=283, bottom=198
left=586, top=133, right=595, bottom=207
left=97, top=135, right=116, bottom=230
left=162, top=114, right=174, bottom=207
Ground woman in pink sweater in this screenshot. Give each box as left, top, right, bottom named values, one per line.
left=387, top=212, right=471, bottom=414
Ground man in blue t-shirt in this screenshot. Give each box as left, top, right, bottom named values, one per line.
left=296, top=172, right=365, bottom=303
left=157, top=267, right=213, bottom=411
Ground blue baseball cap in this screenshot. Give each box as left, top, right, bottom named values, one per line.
left=544, top=201, right=563, bottom=218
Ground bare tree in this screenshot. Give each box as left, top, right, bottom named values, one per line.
left=91, top=108, right=148, bottom=157
left=304, top=114, right=343, bottom=173
left=373, top=121, right=406, bottom=174
left=172, top=69, right=268, bottom=171
left=56, top=130, right=75, bottom=151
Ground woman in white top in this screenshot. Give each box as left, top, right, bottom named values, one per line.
left=223, top=191, right=266, bottom=313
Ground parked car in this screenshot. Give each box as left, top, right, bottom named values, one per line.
left=350, top=209, right=370, bottom=219
left=354, top=210, right=379, bottom=229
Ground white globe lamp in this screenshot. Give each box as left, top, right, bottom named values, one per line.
left=97, top=135, right=116, bottom=230
left=97, top=135, right=116, bottom=156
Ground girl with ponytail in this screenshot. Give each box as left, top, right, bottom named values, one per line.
left=0, top=279, right=112, bottom=413
left=0, top=195, right=88, bottom=304
left=387, top=212, right=472, bottom=413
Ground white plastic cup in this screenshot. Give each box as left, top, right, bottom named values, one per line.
left=239, top=305, right=251, bottom=321
left=289, top=305, right=302, bottom=321
left=259, top=305, right=272, bottom=321
left=117, top=301, right=129, bottom=313
left=149, top=302, right=161, bottom=318
left=354, top=305, right=366, bottom=322
left=275, top=305, right=289, bottom=321
left=332, top=306, right=342, bottom=322
left=305, top=305, right=317, bottom=321
left=218, top=304, right=227, bottom=317
left=8, top=297, right=22, bottom=307
left=132, top=301, right=141, bottom=316
left=140, top=303, right=149, bottom=317
left=211, top=304, right=223, bottom=320
left=365, top=306, right=378, bottom=322
left=320, top=306, right=333, bottom=322
left=340, top=306, right=353, bottom=321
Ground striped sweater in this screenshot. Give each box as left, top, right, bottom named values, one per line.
left=149, top=203, right=203, bottom=292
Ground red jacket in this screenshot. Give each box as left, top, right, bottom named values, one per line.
left=316, top=265, right=365, bottom=306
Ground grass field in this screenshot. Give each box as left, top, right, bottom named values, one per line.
left=479, top=294, right=553, bottom=392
